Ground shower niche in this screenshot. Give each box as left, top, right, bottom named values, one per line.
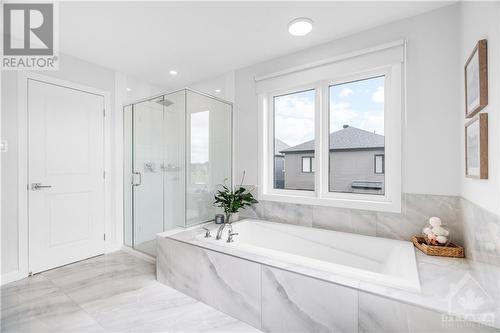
left=123, top=89, right=232, bottom=256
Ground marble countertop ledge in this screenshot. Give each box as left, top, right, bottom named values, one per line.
left=158, top=221, right=500, bottom=330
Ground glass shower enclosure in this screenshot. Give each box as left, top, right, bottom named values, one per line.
left=123, top=89, right=232, bottom=256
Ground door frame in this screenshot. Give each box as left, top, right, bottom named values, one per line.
left=17, top=72, right=112, bottom=277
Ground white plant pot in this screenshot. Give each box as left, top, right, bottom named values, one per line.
left=228, top=212, right=240, bottom=223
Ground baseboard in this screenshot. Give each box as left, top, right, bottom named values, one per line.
left=120, top=246, right=156, bottom=264
left=1, top=270, right=27, bottom=286
left=105, top=242, right=123, bottom=254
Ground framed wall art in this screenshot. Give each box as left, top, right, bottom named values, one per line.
left=465, top=113, right=488, bottom=179
left=465, top=39, right=488, bottom=118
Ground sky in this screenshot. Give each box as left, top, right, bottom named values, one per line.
left=274, top=76, right=384, bottom=148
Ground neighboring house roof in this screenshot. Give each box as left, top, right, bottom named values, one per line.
left=280, top=126, right=384, bottom=153
left=274, top=139, right=290, bottom=156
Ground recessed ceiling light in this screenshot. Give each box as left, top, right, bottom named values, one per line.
left=169, top=70, right=178, bottom=76
left=215, top=89, right=221, bottom=93
left=288, top=17, right=313, bottom=36
left=126, top=87, right=132, bottom=92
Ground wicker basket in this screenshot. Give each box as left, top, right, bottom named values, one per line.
left=412, top=236, right=464, bottom=258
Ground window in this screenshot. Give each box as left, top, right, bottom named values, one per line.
left=273, top=89, right=315, bottom=191
left=259, top=47, right=402, bottom=212
left=374, top=154, right=385, bottom=174
left=190, top=111, right=210, bottom=184
left=329, top=76, right=385, bottom=195
left=301, top=157, right=314, bottom=173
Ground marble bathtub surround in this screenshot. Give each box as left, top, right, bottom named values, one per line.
left=241, top=193, right=500, bottom=266
left=158, top=224, right=500, bottom=331
left=261, top=266, right=358, bottom=333
left=1, top=251, right=259, bottom=333
left=358, top=291, right=499, bottom=333
left=157, top=237, right=262, bottom=327
left=461, top=198, right=500, bottom=266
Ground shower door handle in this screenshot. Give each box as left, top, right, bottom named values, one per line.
left=31, top=183, right=53, bottom=191
left=132, top=172, right=142, bottom=186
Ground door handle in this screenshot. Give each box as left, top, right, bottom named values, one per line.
left=31, top=183, right=52, bottom=191
left=132, top=172, right=142, bottom=186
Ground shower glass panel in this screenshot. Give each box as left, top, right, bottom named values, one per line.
left=132, top=96, right=166, bottom=255
left=186, top=91, right=232, bottom=226
left=123, top=89, right=231, bottom=257
left=162, top=91, right=186, bottom=230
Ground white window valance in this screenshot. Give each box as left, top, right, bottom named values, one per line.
left=255, top=40, right=405, bottom=94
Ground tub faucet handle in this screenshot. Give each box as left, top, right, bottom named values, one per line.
left=202, top=227, right=211, bottom=238
left=227, top=232, right=239, bottom=243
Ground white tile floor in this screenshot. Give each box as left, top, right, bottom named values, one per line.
left=134, top=239, right=157, bottom=257
left=1, top=252, right=260, bottom=333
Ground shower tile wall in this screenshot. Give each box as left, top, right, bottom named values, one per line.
left=240, top=193, right=500, bottom=266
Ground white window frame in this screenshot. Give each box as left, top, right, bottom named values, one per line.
left=374, top=154, right=385, bottom=174
left=260, top=83, right=320, bottom=198
left=258, top=65, right=402, bottom=213
left=301, top=156, right=314, bottom=173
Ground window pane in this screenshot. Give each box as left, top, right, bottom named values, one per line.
left=375, top=155, right=384, bottom=174
left=190, top=111, right=209, bottom=184
left=274, top=89, right=315, bottom=191
left=328, top=76, right=385, bottom=195
left=302, top=157, right=311, bottom=173
left=311, top=157, right=315, bottom=172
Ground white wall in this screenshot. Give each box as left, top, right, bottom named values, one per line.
left=233, top=4, right=462, bottom=197
left=186, top=71, right=236, bottom=103
left=0, top=53, right=162, bottom=278
left=459, top=2, right=500, bottom=215
left=1, top=71, right=20, bottom=275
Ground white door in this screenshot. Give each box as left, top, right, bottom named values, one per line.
left=28, top=79, right=105, bottom=273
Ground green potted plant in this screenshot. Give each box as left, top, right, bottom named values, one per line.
left=214, top=171, right=258, bottom=223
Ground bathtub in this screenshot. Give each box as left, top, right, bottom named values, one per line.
left=196, top=219, right=421, bottom=292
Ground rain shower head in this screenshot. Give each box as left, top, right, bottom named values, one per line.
left=154, top=98, right=174, bottom=107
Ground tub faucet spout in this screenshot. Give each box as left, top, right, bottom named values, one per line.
left=216, top=223, right=227, bottom=240
left=216, top=223, right=233, bottom=240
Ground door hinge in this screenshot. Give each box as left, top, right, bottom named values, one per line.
left=103, top=171, right=106, bottom=179
left=104, top=233, right=106, bottom=241
left=103, top=109, right=106, bottom=117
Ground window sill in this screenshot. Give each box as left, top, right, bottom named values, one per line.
left=258, top=192, right=401, bottom=213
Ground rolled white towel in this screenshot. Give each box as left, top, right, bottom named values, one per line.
left=429, top=217, right=442, bottom=227
left=432, top=226, right=447, bottom=236
left=436, top=235, right=448, bottom=244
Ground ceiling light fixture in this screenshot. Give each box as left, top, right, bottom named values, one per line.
left=126, top=87, right=131, bottom=92
left=288, top=17, right=313, bottom=36
left=169, top=70, right=178, bottom=76
left=215, top=89, right=221, bottom=93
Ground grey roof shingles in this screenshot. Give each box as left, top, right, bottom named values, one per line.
left=280, top=126, right=384, bottom=153
left=274, top=139, right=290, bottom=156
